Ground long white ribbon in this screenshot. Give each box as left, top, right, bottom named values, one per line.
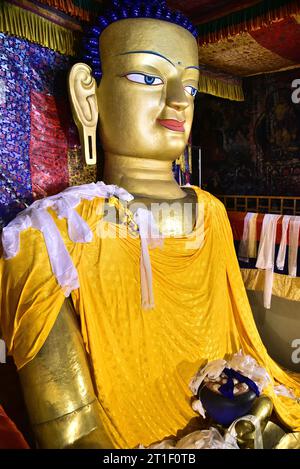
left=30, top=209, right=79, bottom=297
left=0, top=339, right=6, bottom=364
left=256, top=214, right=281, bottom=309
left=276, top=215, right=291, bottom=271
left=288, top=216, right=300, bottom=277
left=238, top=212, right=256, bottom=263
left=134, top=208, right=163, bottom=309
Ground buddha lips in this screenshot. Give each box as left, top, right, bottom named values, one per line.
left=157, top=119, right=185, bottom=132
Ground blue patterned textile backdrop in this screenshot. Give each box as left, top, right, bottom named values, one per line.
left=0, top=33, right=73, bottom=226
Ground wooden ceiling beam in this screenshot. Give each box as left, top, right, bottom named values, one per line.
left=193, top=0, right=262, bottom=24
left=167, top=0, right=262, bottom=25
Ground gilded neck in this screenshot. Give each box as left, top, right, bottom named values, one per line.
left=103, top=153, right=186, bottom=200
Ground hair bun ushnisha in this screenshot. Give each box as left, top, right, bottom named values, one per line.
left=82, top=0, right=198, bottom=82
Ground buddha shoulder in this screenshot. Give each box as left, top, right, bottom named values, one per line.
left=0, top=181, right=134, bottom=259
left=196, top=189, right=226, bottom=216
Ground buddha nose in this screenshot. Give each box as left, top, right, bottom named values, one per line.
left=166, top=80, right=189, bottom=112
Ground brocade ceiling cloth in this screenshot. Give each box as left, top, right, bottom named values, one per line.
left=199, top=15, right=300, bottom=76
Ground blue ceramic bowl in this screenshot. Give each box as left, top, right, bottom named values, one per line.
left=198, top=385, right=257, bottom=426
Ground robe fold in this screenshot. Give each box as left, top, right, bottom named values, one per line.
left=0, top=187, right=299, bottom=448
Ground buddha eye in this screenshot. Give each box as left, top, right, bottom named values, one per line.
left=125, top=73, right=163, bottom=86
left=185, top=86, right=198, bottom=97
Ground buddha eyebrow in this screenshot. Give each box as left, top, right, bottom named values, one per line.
left=185, top=66, right=200, bottom=71
left=118, top=50, right=176, bottom=67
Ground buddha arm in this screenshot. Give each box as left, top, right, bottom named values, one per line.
left=18, top=298, right=114, bottom=449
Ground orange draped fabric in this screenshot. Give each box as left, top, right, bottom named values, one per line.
left=0, top=187, right=299, bottom=448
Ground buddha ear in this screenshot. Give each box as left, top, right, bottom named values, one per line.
left=68, top=63, right=98, bottom=165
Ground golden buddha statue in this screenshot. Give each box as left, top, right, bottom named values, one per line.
left=0, top=0, right=299, bottom=450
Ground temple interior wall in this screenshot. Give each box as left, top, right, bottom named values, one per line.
left=192, top=69, right=300, bottom=197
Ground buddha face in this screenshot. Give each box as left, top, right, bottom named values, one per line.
left=97, top=19, right=199, bottom=161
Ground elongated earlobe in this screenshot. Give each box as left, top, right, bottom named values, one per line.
left=68, top=63, right=98, bottom=165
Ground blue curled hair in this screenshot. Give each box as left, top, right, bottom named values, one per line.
left=82, top=0, right=198, bottom=82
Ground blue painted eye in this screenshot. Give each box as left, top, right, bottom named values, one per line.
left=126, top=73, right=163, bottom=86
left=185, top=86, right=198, bottom=97
left=145, top=75, right=155, bottom=85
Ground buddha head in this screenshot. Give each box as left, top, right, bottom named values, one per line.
left=69, top=0, right=199, bottom=171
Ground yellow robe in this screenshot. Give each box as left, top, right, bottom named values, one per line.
left=0, top=187, right=299, bottom=448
